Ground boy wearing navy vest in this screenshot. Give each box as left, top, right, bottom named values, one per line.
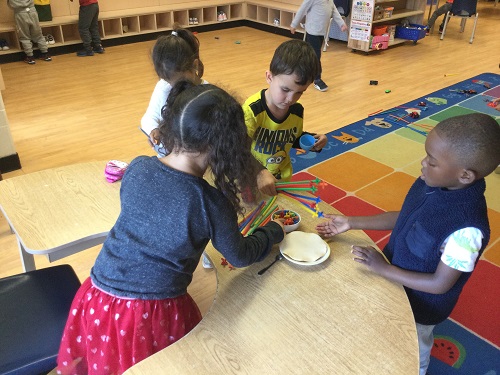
left=316, top=113, right=500, bottom=375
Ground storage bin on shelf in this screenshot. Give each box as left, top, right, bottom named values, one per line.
left=372, top=25, right=387, bottom=36
left=386, top=24, right=397, bottom=42
left=395, top=23, right=426, bottom=43
left=371, top=35, right=389, bottom=50
left=373, top=6, right=385, bottom=20
left=384, top=7, right=394, bottom=18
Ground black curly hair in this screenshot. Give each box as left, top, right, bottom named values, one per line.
left=159, top=81, right=259, bottom=214
left=152, top=24, right=204, bottom=82
left=435, top=113, right=500, bottom=178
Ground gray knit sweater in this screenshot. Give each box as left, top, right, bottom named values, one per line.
left=91, top=156, right=284, bottom=300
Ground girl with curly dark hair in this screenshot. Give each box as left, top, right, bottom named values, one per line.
left=57, top=81, right=285, bottom=375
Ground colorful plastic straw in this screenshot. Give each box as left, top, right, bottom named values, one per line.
left=238, top=200, right=264, bottom=231
left=275, top=186, right=318, bottom=193
left=248, top=205, right=279, bottom=235
left=275, top=178, right=321, bottom=186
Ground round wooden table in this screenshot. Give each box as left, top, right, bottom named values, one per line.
left=124, top=195, right=419, bottom=374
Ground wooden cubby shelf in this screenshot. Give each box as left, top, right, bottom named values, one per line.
left=0, top=0, right=425, bottom=58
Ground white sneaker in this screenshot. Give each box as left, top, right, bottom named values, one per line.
left=202, top=252, right=213, bottom=269
left=45, top=34, right=55, bottom=45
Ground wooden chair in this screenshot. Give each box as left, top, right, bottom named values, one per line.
left=440, top=0, right=479, bottom=44
left=0, top=265, right=81, bottom=375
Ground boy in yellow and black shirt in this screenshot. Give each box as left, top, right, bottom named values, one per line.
left=243, top=39, right=327, bottom=196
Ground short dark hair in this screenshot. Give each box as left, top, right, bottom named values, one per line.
left=435, top=113, right=500, bottom=177
left=269, top=39, right=320, bottom=85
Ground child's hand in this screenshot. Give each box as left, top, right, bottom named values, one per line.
left=257, top=169, right=278, bottom=196
left=316, top=214, right=350, bottom=237
left=341, top=23, right=348, bottom=32
left=311, top=134, right=327, bottom=151
left=290, top=27, right=296, bottom=34
left=149, top=129, right=161, bottom=147
left=351, top=245, right=389, bottom=275
left=493, top=97, right=500, bottom=111
left=272, top=218, right=286, bottom=235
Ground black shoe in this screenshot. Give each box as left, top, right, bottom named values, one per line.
left=77, top=49, right=94, bottom=57
left=314, top=79, right=328, bottom=92
left=24, top=55, right=36, bottom=64
left=93, top=45, right=105, bottom=54
left=39, top=52, right=52, bottom=61
left=438, top=24, right=444, bottom=34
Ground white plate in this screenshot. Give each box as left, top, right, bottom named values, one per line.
left=280, top=242, right=331, bottom=266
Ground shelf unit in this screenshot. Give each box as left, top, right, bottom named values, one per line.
left=0, top=0, right=428, bottom=58
left=245, top=1, right=298, bottom=30
left=347, top=0, right=426, bottom=52
left=0, top=1, right=246, bottom=56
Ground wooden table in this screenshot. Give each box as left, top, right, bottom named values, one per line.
left=124, top=196, right=419, bottom=374
left=0, top=162, right=121, bottom=271
left=0, top=163, right=418, bottom=373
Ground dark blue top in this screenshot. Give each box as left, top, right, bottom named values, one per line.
left=384, top=178, right=490, bottom=325
left=91, top=156, right=284, bottom=299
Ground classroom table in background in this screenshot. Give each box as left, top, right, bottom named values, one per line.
left=124, top=195, right=419, bottom=374
left=0, top=161, right=121, bottom=271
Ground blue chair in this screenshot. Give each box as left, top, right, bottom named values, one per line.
left=440, top=0, right=478, bottom=43
left=0, top=265, right=81, bottom=375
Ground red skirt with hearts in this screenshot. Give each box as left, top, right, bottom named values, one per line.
left=56, top=277, right=202, bottom=375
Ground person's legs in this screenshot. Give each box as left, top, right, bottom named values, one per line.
left=416, top=323, right=435, bottom=375
left=78, top=4, right=95, bottom=53
left=15, top=13, right=34, bottom=58
left=305, top=33, right=323, bottom=80
left=88, top=3, right=102, bottom=49
left=28, top=13, right=51, bottom=61
left=305, top=33, right=328, bottom=91
left=427, top=3, right=452, bottom=29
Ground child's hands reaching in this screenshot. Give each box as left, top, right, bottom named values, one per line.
left=351, top=246, right=389, bottom=275
left=316, top=214, right=350, bottom=237
left=272, top=217, right=286, bottom=235
left=311, top=134, right=328, bottom=152
left=493, top=97, right=500, bottom=112
left=149, top=128, right=161, bottom=148
left=257, top=169, right=278, bottom=196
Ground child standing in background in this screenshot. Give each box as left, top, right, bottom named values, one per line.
left=57, top=81, right=286, bottom=375
left=141, top=26, right=213, bottom=269
left=316, top=113, right=500, bottom=375
left=290, top=0, right=347, bottom=92
left=243, top=39, right=328, bottom=196
left=7, top=0, right=52, bottom=64
left=141, top=26, right=206, bottom=156
left=70, top=0, right=104, bottom=56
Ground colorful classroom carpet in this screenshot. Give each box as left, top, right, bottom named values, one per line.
left=289, top=72, right=500, bottom=374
